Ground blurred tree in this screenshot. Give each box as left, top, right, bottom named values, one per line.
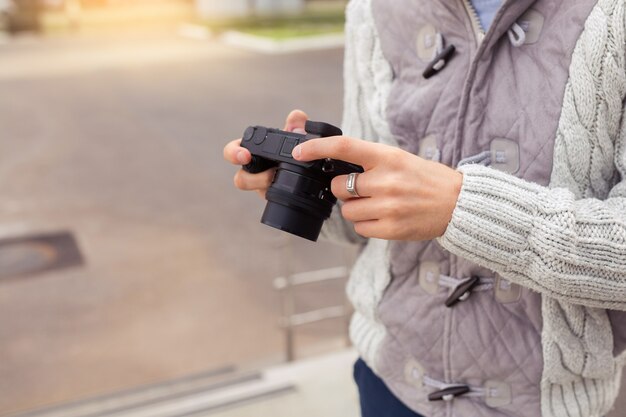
left=11, top=0, right=40, bottom=31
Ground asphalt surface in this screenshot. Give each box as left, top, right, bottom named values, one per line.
left=1, top=31, right=624, bottom=417
left=0, top=31, right=355, bottom=415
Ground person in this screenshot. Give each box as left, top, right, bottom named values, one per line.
left=224, top=0, right=626, bottom=416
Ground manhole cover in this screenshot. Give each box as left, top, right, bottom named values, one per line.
left=0, top=232, right=84, bottom=280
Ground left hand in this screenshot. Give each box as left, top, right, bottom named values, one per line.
left=292, top=136, right=463, bottom=241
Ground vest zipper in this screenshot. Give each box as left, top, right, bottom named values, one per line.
left=460, top=0, right=486, bottom=44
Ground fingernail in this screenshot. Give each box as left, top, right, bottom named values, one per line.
left=236, top=150, right=247, bottom=164
left=292, top=145, right=302, bottom=160
left=293, top=128, right=306, bottom=134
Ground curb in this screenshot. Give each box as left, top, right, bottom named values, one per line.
left=220, top=30, right=344, bottom=54
left=178, top=24, right=345, bottom=54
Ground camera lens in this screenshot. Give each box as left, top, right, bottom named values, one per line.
left=261, top=163, right=336, bottom=242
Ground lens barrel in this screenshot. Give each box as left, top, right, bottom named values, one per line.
left=262, top=163, right=336, bottom=241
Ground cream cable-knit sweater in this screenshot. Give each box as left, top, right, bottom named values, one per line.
left=326, top=0, right=626, bottom=416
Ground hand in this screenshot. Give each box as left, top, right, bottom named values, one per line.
left=223, top=109, right=309, bottom=199
left=292, top=136, right=463, bottom=241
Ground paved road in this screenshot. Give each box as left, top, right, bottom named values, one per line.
left=1, top=31, right=624, bottom=417
left=0, top=32, right=355, bottom=415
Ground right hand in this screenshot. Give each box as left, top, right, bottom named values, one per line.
left=223, top=109, right=309, bottom=199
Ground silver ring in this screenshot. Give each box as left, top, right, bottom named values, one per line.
left=346, top=172, right=361, bottom=198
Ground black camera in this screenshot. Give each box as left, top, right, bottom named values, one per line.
left=240, top=120, right=363, bottom=242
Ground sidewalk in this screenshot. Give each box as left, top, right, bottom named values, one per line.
left=5, top=350, right=360, bottom=417
left=207, top=350, right=359, bottom=417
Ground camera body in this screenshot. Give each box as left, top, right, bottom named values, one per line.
left=241, top=120, right=363, bottom=241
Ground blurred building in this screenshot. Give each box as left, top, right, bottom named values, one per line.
left=196, top=0, right=305, bottom=19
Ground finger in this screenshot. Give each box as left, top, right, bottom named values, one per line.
left=293, top=136, right=386, bottom=169
left=353, top=219, right=381, bottom=239
left=341, top=198, right=379, bottom=223
left=233, top=168, right=276, bottom=191
left=284, top=109, right=308, bottom=132
left=224, top=138, right=252, bottom=165
left=331, top=172, right=372, bottom=201
left=355, top=218, right=412, bottom=241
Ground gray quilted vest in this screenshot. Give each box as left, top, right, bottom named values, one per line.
left=368, top=0, right=612, bottom=416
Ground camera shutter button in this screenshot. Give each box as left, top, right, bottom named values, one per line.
left=243, top=127, right=255, bottom=142
left=252, top=127, right=268, bottom=145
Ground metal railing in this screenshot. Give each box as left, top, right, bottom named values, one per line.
left=273, top=266, right=352, bottom=362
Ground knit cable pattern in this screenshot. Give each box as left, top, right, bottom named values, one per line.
left=324, top=0, right=626, bottom=415
left=440, top=0, right=626, bottom=415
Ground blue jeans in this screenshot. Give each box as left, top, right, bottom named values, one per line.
left=353, top=358, right=426, bottom=417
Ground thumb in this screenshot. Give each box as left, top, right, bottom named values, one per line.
left=284, top=109, right=308, bottom=133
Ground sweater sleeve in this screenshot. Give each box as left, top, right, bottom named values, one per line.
left=439, top=132, right=626, bottom=310
left=440, top=0, right=626, bottom=310
left=319, top=0, right=395, bottom=245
